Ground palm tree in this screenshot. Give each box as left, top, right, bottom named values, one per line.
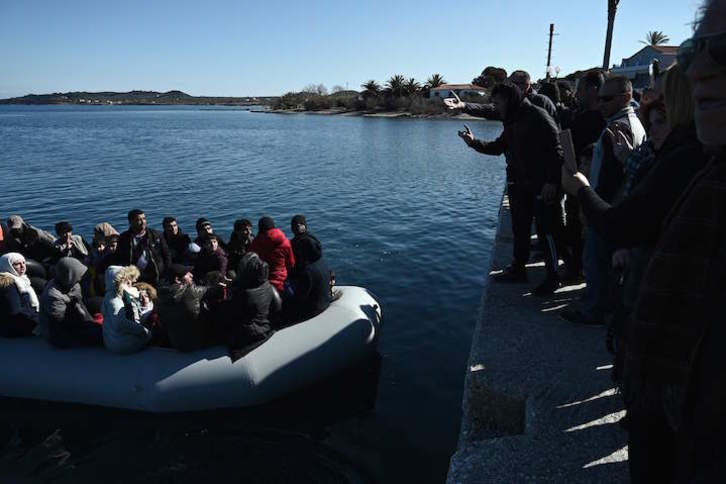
left=361, top=80, right=381, bottom=98
left=385, top=75, right=406, bottom=97
left=425, top=74, right=447, bottom=89
left=640, top=31, right=670, bottom=46
left=602, top=0, right=620, bottom=69
left=404, top=78, right=421, bottom=96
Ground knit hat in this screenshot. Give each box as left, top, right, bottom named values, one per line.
left=170, top=263, right=194, bottom=279
left=258, top=216, right=275, bottom=232
left=196, top=218, right=211, bottom=232
left=55, top=221, right=72, bottom=235
left=7, top=215, right=23, bottom=230
left=291, top=214, right=307, bottom=235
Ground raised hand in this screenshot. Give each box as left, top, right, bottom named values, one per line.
left=457, top=124, right=474, bottom=146
left=443, top=91, right=465, bottom=110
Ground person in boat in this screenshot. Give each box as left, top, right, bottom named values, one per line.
left=162, top=216, right=192, bottom=264
left=101, top=265, right=152, bottom=354
left=0, top=252, right=39, bottom=337
left=39, top=257, right=102, bottom=348
left=52, top=221, right=90, bottom=265
left=249, top=217, right=295, bottom=293
left=116, top=209, right=171, bottom=286
left=290, top=214, right=322, bottom=264
left=285, top=234, right=330, bottom=323
left=193, top=234, right=228, bottom=282
left=158, top=263, right=212, bottom=352
left=2, top=215, right=55, bottom=270
left=194, top=218, right=228, bottom=252
left=89, top=222, right=118, bottom=296
left=227, top=218, right=253, bottom=277
left=0, top=219, right=7, bottom=253
left=224, top=252, right=281, bottom=360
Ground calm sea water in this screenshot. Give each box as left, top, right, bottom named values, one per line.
left=0, top=105, right=506, bottom=483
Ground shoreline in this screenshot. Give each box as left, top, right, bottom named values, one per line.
left=253, top=108, right=487, bottom=121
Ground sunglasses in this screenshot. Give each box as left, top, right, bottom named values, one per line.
left=678, top=31, right=726, bottom=71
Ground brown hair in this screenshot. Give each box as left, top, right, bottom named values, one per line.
left=663, top=63, right=695, bottom=130
left=134, top=282, right=158, bottom=302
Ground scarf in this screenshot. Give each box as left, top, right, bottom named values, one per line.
left=0, top=252, right=40, bottom=312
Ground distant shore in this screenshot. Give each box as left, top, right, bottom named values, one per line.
left=254, top=107, right=487, bottom=121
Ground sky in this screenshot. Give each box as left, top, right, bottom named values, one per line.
left=0, top=0, right=705, bottom=99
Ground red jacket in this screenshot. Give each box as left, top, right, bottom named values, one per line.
left=249, top=228, right=295, bottom=291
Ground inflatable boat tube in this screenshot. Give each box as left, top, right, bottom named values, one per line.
left=0, top=286, right=382, bottom=413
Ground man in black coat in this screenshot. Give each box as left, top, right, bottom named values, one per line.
left=116, top=209, right=171, bottom=286
left=458, top=81, right=565, bottom=295
left=162, top=216, right=192, bottom=264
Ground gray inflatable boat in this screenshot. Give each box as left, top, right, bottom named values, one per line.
left=0, top=286, right=382, bottom=412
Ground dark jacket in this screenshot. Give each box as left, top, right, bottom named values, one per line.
left=578, top=125, right=708, bottom=249
left=39, top=257, right=102, bottom=348
left=291, top=232, right=321, bottom=267
left=469, top=98, right=564, bottom=191
left=164, top=231, right=192, bottom=264
left=0, top=274, right=36, bottom=337
left=194, top=246, right=228, bottom=281
left=227, top=232, right=252, bottom=274
left=116, top=228, right=171, bottom=285
left=225, top=281, right=281, bottom=348
left=159, top=281, right=209, bottom=352
left=463, top=90, right=558, bottom=123
left=248, top=228, right=295, bottom=292
left=564, top=108, right=607, bottom=160
left=287, top=236, right=330, bottom=321
left=623, top=153, right=726, bottom=431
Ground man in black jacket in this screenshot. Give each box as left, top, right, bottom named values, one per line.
left=459, top=81, right=564, bottom=295
left=116, top=209, right=171, bottom=285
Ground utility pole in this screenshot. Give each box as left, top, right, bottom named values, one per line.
left=546, top=24, right=555, bottom=80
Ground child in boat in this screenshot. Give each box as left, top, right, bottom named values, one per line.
left=101, top=265, right=152, bottom=354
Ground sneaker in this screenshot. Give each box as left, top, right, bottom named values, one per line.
left=532, top=277, right=560, bottom=297
left=492, top=265, right=528, bottom=283
left=559, top=308, right=605, bottom=327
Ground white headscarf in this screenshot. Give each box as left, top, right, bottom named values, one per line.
left=0, top=252, right=40, bottom=312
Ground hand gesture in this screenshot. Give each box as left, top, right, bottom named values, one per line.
left=605, top=125, right=634, bottom=164
left=443, top=91, right=465, bottom=110
left=457, top=124, right=474, bottom=146
left=561, top=165, right=590, bottom=196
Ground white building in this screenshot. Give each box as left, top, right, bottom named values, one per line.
left=610, top=45, right=677, bottom=89
left=429, top=84, right=487, bottom=99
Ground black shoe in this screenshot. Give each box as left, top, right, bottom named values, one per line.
left=492, top=265, right=527, bottom=283
left=560, top=269, right=585, bottom=284
left=559, top=308, right=605, bottom=327
left=532, top=277, right=560, bottom=297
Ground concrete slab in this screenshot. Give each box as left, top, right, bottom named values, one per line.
left=447, top=195, right=629, bottom=483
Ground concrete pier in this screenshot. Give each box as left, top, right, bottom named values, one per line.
left=447, top=195, right=629, bottom=483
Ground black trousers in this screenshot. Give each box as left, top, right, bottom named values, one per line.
left=509, top=183, right=563, bottom=278
left=563, top=194, right=584, bottom=275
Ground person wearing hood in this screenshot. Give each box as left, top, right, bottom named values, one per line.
left=286, top=235, right=330, bottom=322
left=52, top=221, right=90, bottom=265
left=290, top=214, right=322, bottom=266
left=193, top=233, right=228, bottom=282
left=224, top=252, right=281, bottom=359
left=457, top=81, right=565, bottom=296
left=158, top=264, right=212, bottom=351
left=0, top=252, right=39, bottom=337
left=227, top=218, right=253, bottom=275
left=248, top=217, right=295, bottom=292
left=162, top=216, right=192, bottom=264
left=116, top=209, right=171, bottom=286
left=101, top=265, right=152, bottom=354
left=39, top=257, right=102, bottom=348
left=2, top=215, right=56, bottom=267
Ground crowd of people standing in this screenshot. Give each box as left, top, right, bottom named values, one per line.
left=448, top=0, right=725, bottom=481
left=0, top=211, right=334, bottom=360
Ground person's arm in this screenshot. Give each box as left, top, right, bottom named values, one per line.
left=462, top=102, right=501, bottom=120
left=158, top=234, right=172, bottom=275
left=539, top=112, right=565, bottom=188
left=286, top=244, right=295, bottom=273
left=460, top=124, right=507, bottom=156
left=218, top=251, right=228, bottom=276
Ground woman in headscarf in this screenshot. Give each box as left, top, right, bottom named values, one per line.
left=0, top=252, right=40, bottom=336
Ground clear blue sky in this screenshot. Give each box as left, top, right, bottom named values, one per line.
left=0, top=0, right=704, bottom=98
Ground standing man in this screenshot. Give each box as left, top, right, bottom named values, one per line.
left=560, top=70, right=607, bottom=280
left=457, top=82, right=564, bottom=295
left=563, top=76, right=645, bottom=326
left=116, top=209, right=171, bottom=286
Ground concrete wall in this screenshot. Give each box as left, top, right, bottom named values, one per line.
left=447, top=194, right=629, bottom=483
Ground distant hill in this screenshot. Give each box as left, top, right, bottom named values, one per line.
left=0, top=90, right=279, bottom=106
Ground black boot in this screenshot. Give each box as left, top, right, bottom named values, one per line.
left=532, top=275, right=560, bottom=296
left=492, top=264, right=528, bottom=283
